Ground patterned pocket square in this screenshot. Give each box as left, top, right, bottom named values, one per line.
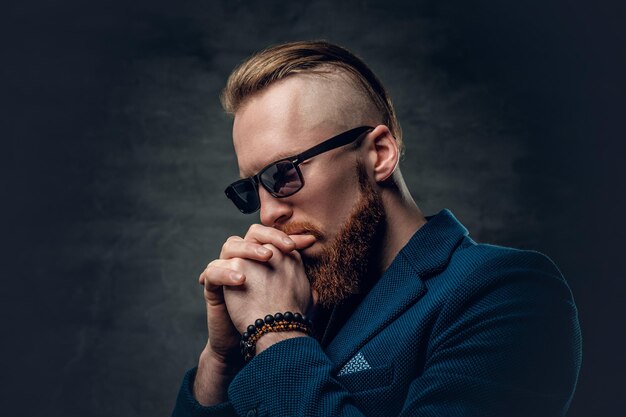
left=338, top=352, right=372, bottom=376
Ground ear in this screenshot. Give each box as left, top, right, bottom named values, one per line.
left=364, top=125, right=399, bottom=183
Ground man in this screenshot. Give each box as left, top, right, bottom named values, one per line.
left=172, top=41, right=582, bottom=416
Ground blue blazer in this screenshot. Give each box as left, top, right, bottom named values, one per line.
left=173, top=209, right=582, bottom=416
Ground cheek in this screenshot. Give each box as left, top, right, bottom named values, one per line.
left=294, top=162, right=359, bottom=237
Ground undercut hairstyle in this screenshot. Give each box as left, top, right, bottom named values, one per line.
left=221, top=40, right=404, bottom=154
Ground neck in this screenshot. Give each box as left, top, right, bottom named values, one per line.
left=378, top=176, right=427, bottom=273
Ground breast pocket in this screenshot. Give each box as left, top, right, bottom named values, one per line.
left=336, top=363, right=395, bottom=393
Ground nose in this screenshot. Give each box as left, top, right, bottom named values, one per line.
left=258, top=186, right=293, bottom=227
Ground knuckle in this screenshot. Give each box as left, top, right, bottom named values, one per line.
left=230, top=258, right=245, bottom=270
left=263, top=243, right=281, bottom=258
left=290, top=250, right=302, bottom=261
left=248, top=223, right=262, bottom=235
left=205, top=270, right=223, bottom=284
left=222, top=236, right=242, bottom=254
left=263, top=243, right=278, bottom=252
left=204, top=262, right=225, bottom=281
left=243, top=241, right=257, bottom=251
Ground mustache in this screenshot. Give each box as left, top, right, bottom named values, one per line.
left=277, top=221, right=325, bottom=241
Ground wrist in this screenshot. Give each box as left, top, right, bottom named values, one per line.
left=193, top=350, right=239, bottom=406
left=255, top=331, right=309, bottom=355
left=240, top=312, right=314, bottom=361
left=199, top=349, right=236, bottom=376
left=201, top=341, right=246, bottom=373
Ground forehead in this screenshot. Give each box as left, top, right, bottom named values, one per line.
left=232, top=74, right=368, bottom=177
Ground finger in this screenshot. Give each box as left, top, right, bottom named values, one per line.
left=220, top=239, right=274, bottom=261
left=201, top=263, right=246, bottom=289
left=289, top=234, right=316, bottom=250
left=244, top=223, right=296, bottom=252
left=199, top=260, right=224, bottom=285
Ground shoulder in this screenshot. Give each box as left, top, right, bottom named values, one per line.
left=450, top=239, right=567, bottom=290
left=453, top=238, right=563, bottom=278
left=429, top=238, right=577, bottom=316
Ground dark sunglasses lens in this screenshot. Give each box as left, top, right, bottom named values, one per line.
left=225, top=180, right=259, bottom=213
left=260, top=161, right=303, bottom=196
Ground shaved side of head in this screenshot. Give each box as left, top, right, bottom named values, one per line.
left=221, top=40, right=403, bottom=153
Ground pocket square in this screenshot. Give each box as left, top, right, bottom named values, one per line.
left=338, top=352, right=372, bottom=376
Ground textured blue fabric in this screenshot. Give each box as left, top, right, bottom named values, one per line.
left=172, top=209, right=582, bottom=417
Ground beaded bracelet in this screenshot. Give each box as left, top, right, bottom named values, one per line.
left=240, top=311, right=314, bottom=362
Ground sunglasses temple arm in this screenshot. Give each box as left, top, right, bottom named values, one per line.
left=296, top=126, right=372, bottom=162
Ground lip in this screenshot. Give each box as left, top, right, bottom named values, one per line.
left=294, top=231, right=324, bottom=241
left=280, top=224, right=324, bottom=240
left=285, top=229, right=315, bottom=238
left=288, top=230, right=308, bottom=235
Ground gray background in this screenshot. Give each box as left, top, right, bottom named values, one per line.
left=2, top=0, right=624, bottom=416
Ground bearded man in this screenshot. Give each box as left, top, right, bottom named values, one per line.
left=172, top=41, right=582, bottom=417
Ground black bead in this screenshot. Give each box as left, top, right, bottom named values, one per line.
left=293, top=312, right=303, bottom=323
left=247, top=325, right=256, bottom=335
left=264, top=315, right=275, bottom=324
left=274, top=312, right=284, bottom=322
left=284, top=311, right=294, bottom=322
left=255, top=318, right=265, bottom=328
left=240, top=340, right=245, bottom=349
left=242, top=332, right=249, bottom=341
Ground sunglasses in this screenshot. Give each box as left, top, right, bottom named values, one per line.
left=224, top=126, right=374, bottom=214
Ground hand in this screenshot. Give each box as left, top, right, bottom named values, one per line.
left=194, top=256, right=249, bottom=406
left=220, top=243, right=310, bottom=331
left=197, top=226, right=315, bottom=358
left=193, top=225, right=316, bottom=405
left=213, top=224, right=317, bottom=333
left=198, top=261, right=244, bottom=366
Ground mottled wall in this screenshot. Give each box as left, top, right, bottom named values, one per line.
left=3, top=1, right=625, bottom=416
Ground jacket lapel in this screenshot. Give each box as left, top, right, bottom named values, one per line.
left=324, top=209, right=469, bottom=372
left=325, top=255, right=426, bottom=371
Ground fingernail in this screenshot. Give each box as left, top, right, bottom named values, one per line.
left=231, top=272, right=243, bottom=282
left=256, top=247, right=271, bottom=256
left=282, top=237, right=295, bottom=246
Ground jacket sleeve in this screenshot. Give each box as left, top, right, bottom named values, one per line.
left=228, top=337, right=365, bottom=416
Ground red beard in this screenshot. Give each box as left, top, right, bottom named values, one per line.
left=279, top=163, right=385, bottom=308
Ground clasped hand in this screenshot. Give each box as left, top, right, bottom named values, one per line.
left=198, top=224, right=317, bottom=363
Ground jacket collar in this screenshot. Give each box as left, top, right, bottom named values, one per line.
left=399, top=208, right=469, bottom=278
left=325, top=209, right=469, bottom=369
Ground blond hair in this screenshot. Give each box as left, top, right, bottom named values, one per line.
left=221, top=40, right=403, bottom=153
